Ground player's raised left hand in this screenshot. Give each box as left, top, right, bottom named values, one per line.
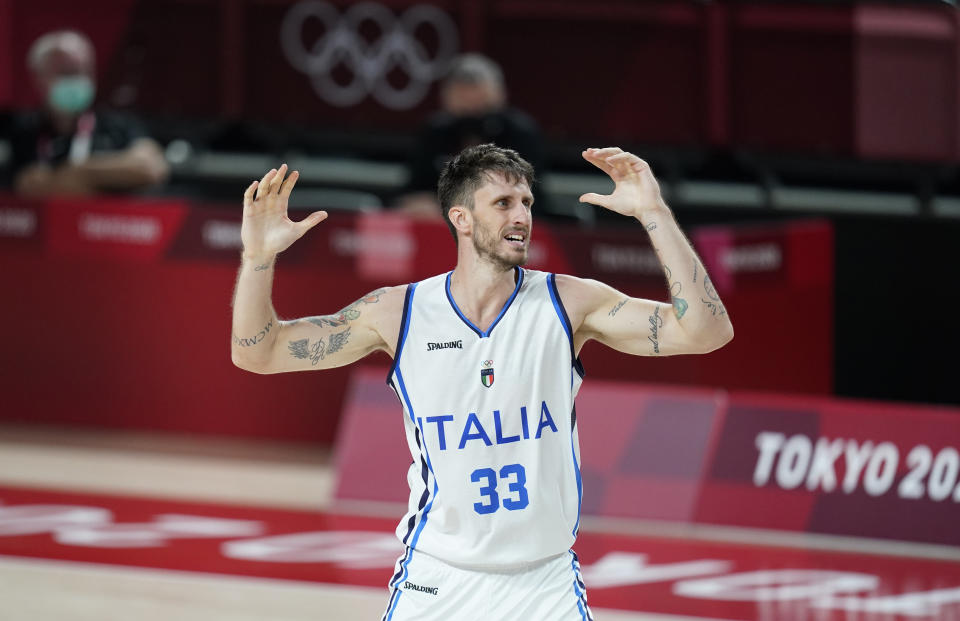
left=579, top=147, right=667, bottom=218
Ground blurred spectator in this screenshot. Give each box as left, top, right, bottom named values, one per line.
left=396, top=53, right=548, bottom=217
left=9, top=30, right=168, bottom=198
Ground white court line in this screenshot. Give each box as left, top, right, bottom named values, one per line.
left=0, top=555, right=737, bottom=621
left=0, top=442, right=333, bottom=510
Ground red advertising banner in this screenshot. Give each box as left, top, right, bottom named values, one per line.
left=335, top=370, right=960, bottom=547
left=0, top=194, right=831, bottom=443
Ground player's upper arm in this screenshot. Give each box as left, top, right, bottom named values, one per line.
left=245, top=286, right=406, bottom=374
left=556, top=275, right=712, bottom=357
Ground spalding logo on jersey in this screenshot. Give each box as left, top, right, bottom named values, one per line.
left=481, top=359, right=494, bottom=388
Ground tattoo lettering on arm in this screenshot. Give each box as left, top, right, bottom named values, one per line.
left=701, top=298, right=727, bottom=316
left=648, top=306, right=662, bottom=354
left=608, top=299, right=628, bottom=317
left=304, top=288, right=387, bottom=329
left=699, top=275, right=726, bottom=316
left=233, top=319, right=273, bottom=347
left=289, top=337, right=326, bottom=366
left=253, top=263, right=271, bottom=272
left=693, top=263, right=698, bottom=283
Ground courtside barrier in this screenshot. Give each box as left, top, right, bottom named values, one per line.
left=335, top=368, right=960, bottom=546
left=0, top=194, right=831, bottom=441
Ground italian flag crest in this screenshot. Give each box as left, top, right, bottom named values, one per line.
left=481, top=360, right=494, bottom=388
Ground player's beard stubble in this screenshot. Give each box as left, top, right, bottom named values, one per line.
left=472, top=219, right=529, bottom=272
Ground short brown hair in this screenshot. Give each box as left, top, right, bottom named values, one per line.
left=437, top=144, right=535, bottom=242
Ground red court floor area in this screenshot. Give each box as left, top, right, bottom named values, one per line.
left=1, top=486, right=958, bottom=620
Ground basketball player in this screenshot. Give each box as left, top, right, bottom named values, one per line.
left=231, top=145, right=733, bottom=620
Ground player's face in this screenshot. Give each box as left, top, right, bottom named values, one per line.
left=469, top=173, right=533, bottom=271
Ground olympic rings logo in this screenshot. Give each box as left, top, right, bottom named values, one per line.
left=482, top=360, right=494, bottom=368
left=281, top=1, right=459, bottom=110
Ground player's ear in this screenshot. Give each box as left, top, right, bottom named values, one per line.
left=449, top=204, right=471, bottom=236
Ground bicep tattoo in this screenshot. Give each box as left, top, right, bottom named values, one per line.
left=303, top=288, right=387, bottom=329
left=608, top=298, right=628, bottom=317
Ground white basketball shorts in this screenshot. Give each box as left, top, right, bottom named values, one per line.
left=380, top=547, right=594, bottom=621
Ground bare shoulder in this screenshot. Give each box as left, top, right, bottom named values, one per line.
left=553, top=274, right=620, bottom=322
left=362, top=285, right=409, bottom=357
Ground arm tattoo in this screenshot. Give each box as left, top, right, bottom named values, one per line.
left=700, top=298, right=727, bottom=316
left=648, top=306, right=662, bottom=354
left=233, top=319, right=273, bottom=347
left=327, top=327, right=351, bottom=355
left=692, top=263, right=698, bottom=283
left=305, top=288, right=387, bottom=329
left=253, top=263, right=271, bottom=271
left=703, top=275, right=719, bottom=301
left=645, top=222, right=657, bottom=231
left=288, top=327, right=351, bottom=365
left=289, top=337, right=326, bottom=366
left=669, top=281, right=688, bottom=320
left=700, top=275, right=725, bottom=316
left=608, top=298, right=628, bottom=317
left=662, top=264, right=688, bottom=320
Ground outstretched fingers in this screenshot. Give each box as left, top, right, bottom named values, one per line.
left=268, top=163, right=288, bottom=194
left=579, top=191, right=611, bottom=208
left=607, top=152, right=647, bottom=177
left=295, top=210, right=329, bottom=236
left=279, top=169, right=300, bottom=199
left=255, top=168, right=277, bottom=200
left=582, top=147, right=620, bottom=176
left=243, top=180, right=259, bottom=208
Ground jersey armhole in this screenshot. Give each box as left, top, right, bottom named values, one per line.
left=386, top=283, right=418, bottom=385
left=547, top=273, right=585, bottom=379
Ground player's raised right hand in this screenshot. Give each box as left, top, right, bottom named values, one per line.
left=241, top=164, right=327, bottom=259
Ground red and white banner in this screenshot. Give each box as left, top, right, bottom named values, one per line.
left=336, top=369, right=960, bottom=547
left=0, top=194, right=832, bottom=441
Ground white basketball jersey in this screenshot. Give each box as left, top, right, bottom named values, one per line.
left=387, top=268, right=585, bottom=568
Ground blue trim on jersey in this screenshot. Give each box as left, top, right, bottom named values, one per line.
left=569, top=550, right=591, bottom=621
left=386, top=283, right=417, bottom=386
left=444, top=267, right=524, bottom=338
left=571, top=432, right=583, bottom=536
left=382, top=547, right=412, bottom=621
left=547, top=273, right=585, bottom=379
left=386, top=366, right=440, bottom=618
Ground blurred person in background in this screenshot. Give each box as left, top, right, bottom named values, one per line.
left=9, top=30, right=168, bottom=198
left=396, top=53, right=547, bottom=218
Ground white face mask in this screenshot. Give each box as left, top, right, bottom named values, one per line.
left=48, top=75, right=95, bottom=115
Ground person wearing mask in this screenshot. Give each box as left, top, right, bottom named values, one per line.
left=396, top=54, right=547, bottom=217
left=9, top=30, right=168, bottom=197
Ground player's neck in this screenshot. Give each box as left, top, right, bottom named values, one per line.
left=449, top=257, right=519, bottom=331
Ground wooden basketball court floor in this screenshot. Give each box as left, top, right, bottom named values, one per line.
left=1, top=424, right=958, bottom=621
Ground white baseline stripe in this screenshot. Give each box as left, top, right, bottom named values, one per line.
left=0, top=555, right=735, bottom=621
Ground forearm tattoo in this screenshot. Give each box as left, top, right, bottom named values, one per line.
left=253, top=263, right=271, bottom=272
left=233, top=319, right=273, bottom=347
left=699, top=275, right=726, bottom=316
left=648, top=306, right=662, bottom=354
left=664, top=265, right=688, bottom=320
